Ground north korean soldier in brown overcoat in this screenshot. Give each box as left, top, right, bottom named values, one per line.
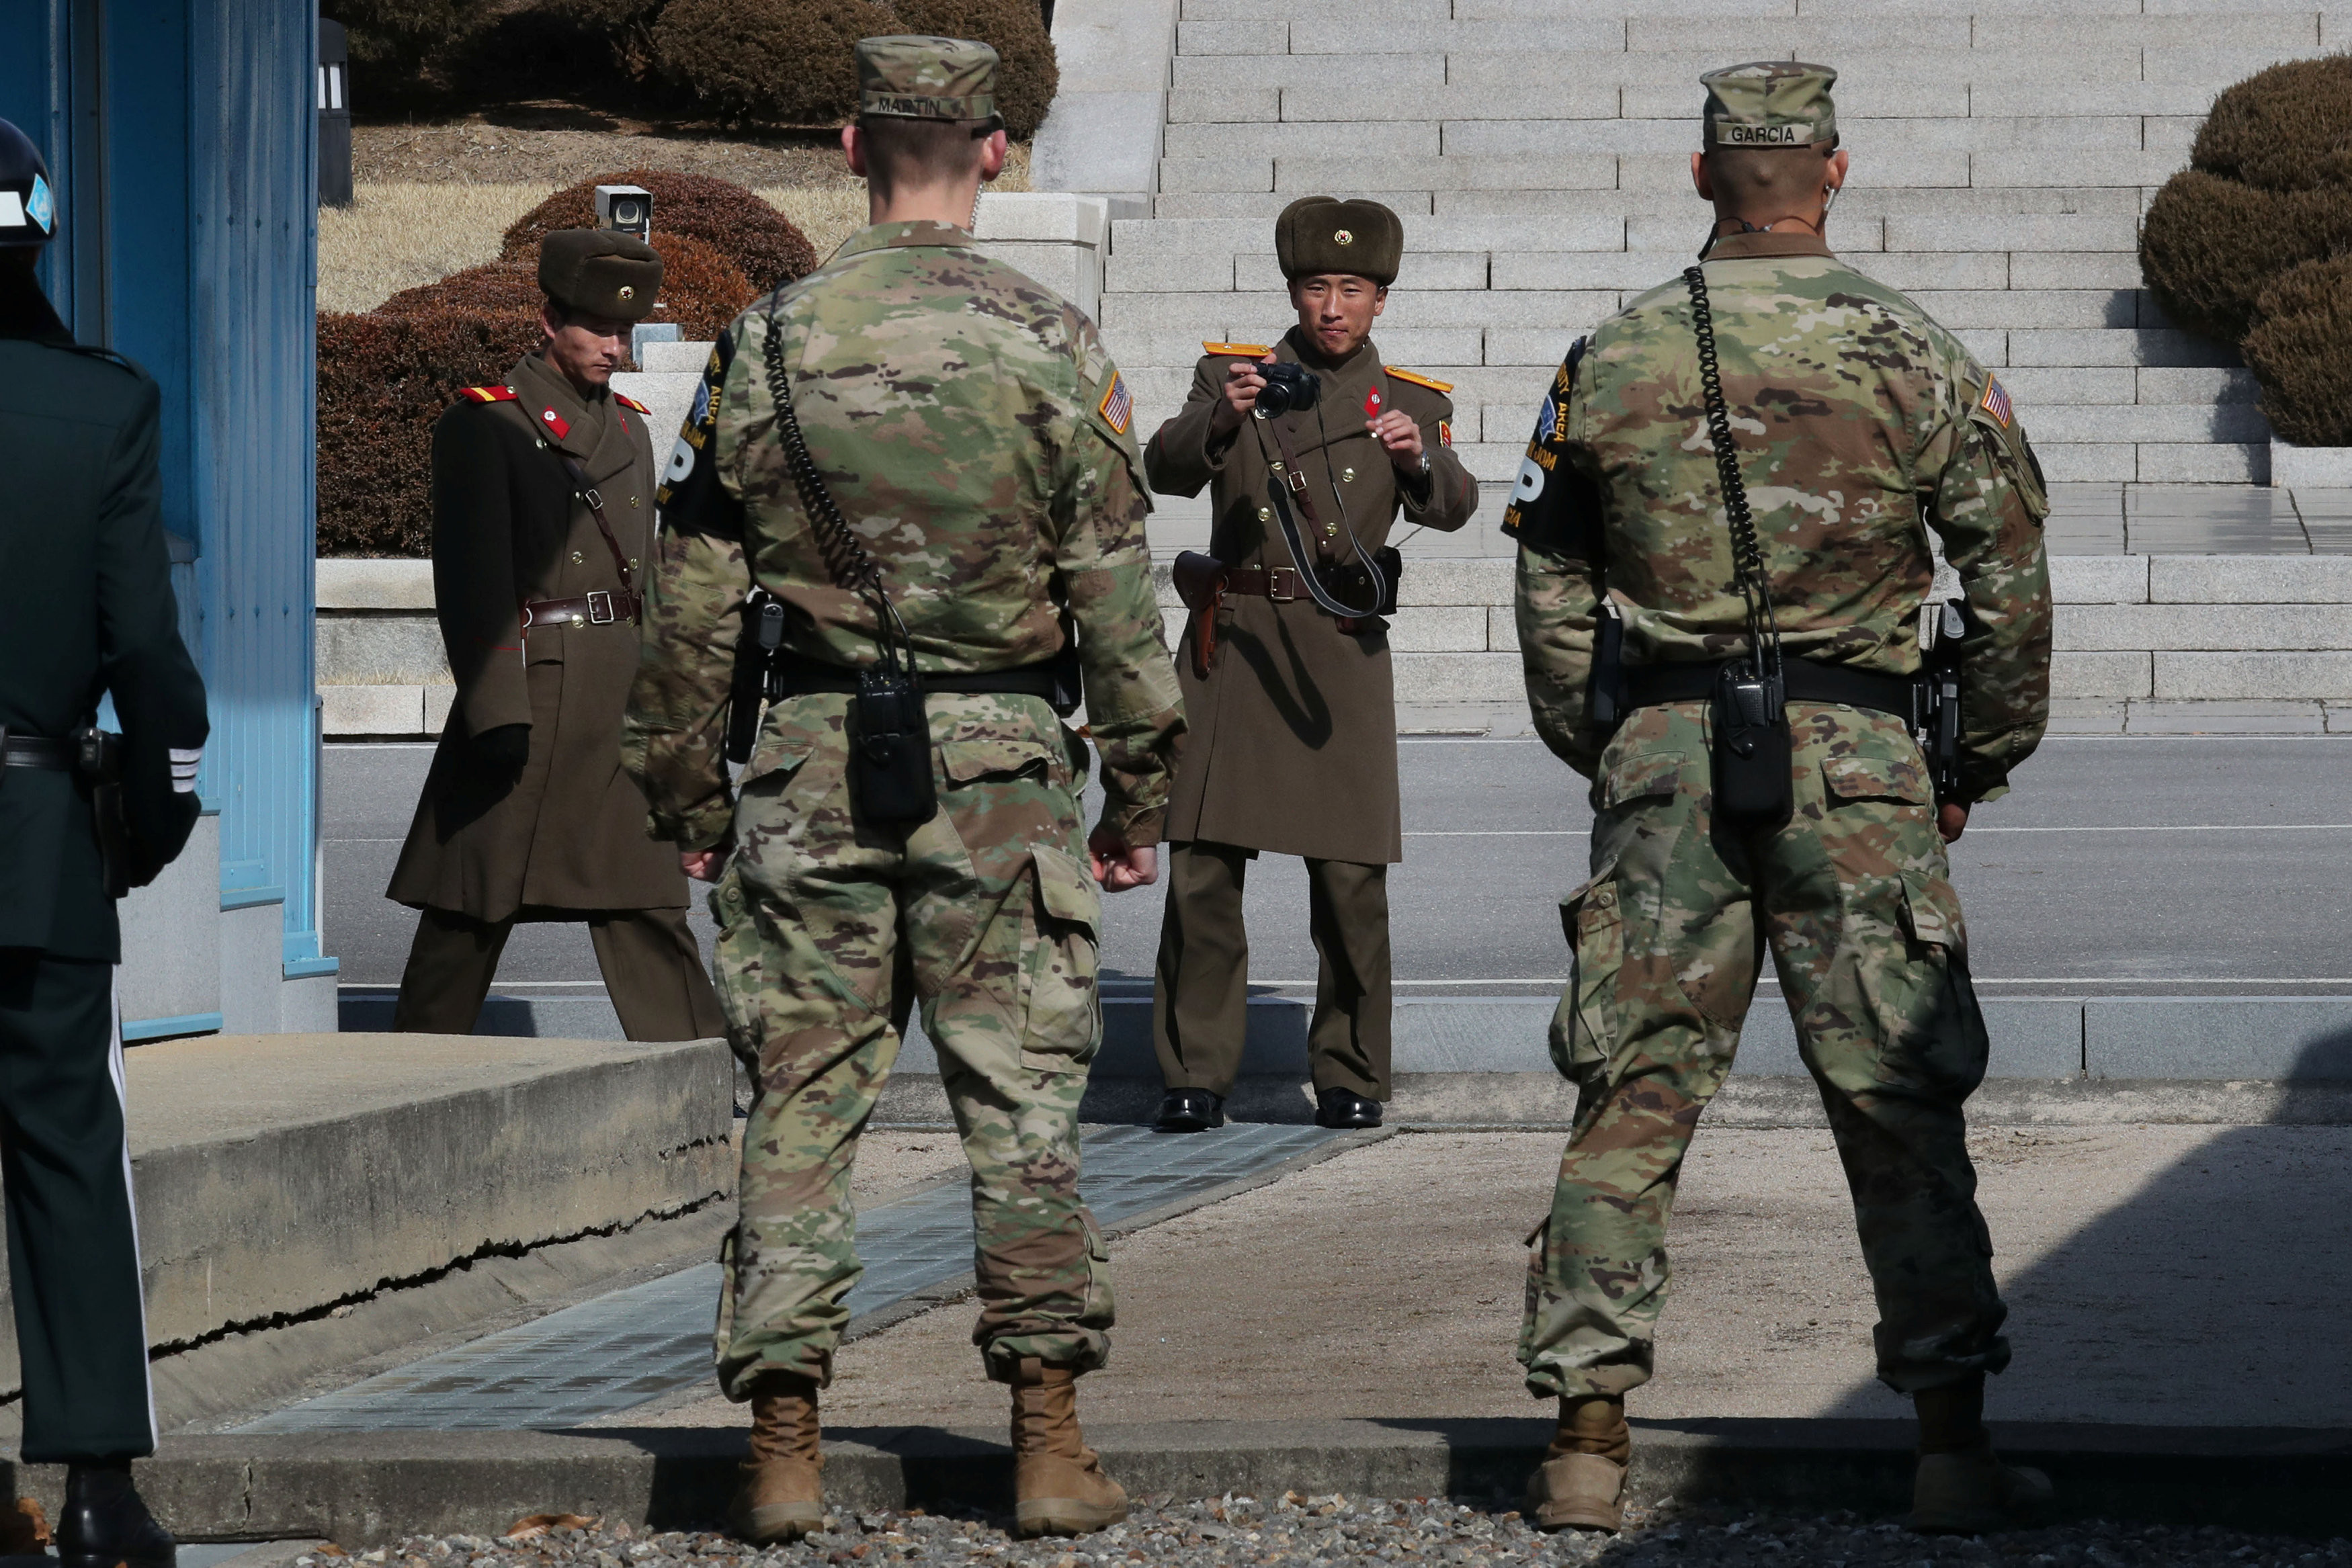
left=388, top=229, right=725, bottom=1041
left=1143, top=197, right=1478, bottom=1132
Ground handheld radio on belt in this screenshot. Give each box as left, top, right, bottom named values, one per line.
left=758, top=294, right=937, bottom=828
left=1684, top=265, right=1795, bottom=832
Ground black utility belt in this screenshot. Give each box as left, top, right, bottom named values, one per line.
left=767, top=656, right=1063, bottom=702
left=0, top=734, right=77, bottom=771
left=1621, top=656, right=1921, bottom=725
left=0, top=728, right=120, bottom=778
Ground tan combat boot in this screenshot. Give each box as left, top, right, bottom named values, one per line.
left=1906, top=1376, right=2054, bottom=1534
left=1007, top=1357, right=1128, bottom=1538
left=729, top=1372, right=825, bottom=1545
left=1523, top=1394, right=1631, bottom=1533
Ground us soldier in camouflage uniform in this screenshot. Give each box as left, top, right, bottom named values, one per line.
left=622, top=36, right=1182, bottom=1548
left=1508, top=63, right=2055, bottom=1536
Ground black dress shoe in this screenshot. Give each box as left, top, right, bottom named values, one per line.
left=1314, top=1086, right=1384, bottom=1129
left=1154, top=1088, right=1225, bottom=1132
left=57, top=1460, right=176, bottom=1568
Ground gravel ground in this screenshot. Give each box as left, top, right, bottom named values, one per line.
left=333, top=1493, right=2351, bottom=1568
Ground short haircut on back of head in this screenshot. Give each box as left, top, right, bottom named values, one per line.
left=858, top=116, right=992, bottom=192
left=1704, top=142, right=1837, bottom=216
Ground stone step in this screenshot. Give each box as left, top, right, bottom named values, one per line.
left=1150, top=186, right=2154, bottom=220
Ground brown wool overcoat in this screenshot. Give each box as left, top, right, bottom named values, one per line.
left=388, top=351, right=687, bottom=921
left=1144, top=329, right=1478, bottom=865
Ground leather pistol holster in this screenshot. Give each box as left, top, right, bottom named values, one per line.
left=1171, top=550, right=1229, bottom=679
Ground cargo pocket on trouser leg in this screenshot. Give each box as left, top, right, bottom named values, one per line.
left=1021, top=842, right=1103, bottom=1074
left=1078, top=1205, right=1115, bottom=1335
left=1550, top=853, right=1624, bottom=1125
left=1872, top=868, right=1990, bottom=1103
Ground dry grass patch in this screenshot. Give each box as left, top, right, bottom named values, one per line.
left=319, top=183, right=554, bottom=314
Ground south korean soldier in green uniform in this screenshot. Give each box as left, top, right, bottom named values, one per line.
left=623, top=36, right=1183, bottom=1548
left=1509, top=63, right=2055, bottom=1536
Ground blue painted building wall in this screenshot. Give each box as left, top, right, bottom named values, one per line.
left=1, top=0, right=335, bottom=1013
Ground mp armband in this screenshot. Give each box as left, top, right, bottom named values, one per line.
left=1500, top=336, right=1601, bottom=558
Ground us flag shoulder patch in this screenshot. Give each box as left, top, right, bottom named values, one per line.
left=1978, top=375, right=2013, bottom=430
left=1098, top=372, right=1133, bottom=435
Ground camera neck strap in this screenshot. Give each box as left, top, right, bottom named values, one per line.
left=554, top=453, right=642, bottom=613
left=1251, top=410, right=1386, bottom=619
left=1681, top=265, right=1782, bottom=678
left=761, top=294, right=915, bottom=676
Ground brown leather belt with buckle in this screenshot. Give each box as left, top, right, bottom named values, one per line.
left=521, top=589, right=641, bottom=629
left=1222, top=565, right=1302, bottom=602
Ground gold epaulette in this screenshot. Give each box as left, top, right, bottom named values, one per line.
left=1203, top=341, right=1272, bottom=357
left=458, top=384, right=518, bottom=404
left=1384, top=366, right=1454, bottom=394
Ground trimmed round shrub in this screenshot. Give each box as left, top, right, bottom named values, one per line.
left=502, top=169, right=818, bottom=293
left=2140, top=170, right=2352, bottom=344
left=317, top=311, right=533, bottom=556
left=886, top=0, right=1061, bottom=139
left=2191, top=54, right=2352, bottom=193
left=386, top=231, right=754, bottom=341
left=320, top=234, right=753, bottom=556
left=333, top=0, right=478, bottom=108
left=2244, top=256, right=2352, bottom=447
left=655, top=0, right=896, bottom=126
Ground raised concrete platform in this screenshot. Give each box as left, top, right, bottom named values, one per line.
left=18, top=1418, right=2345, bottom=1545
left=0, top=1033, right=735, bottom=1444
left=870, top=993, right=2352, bottom=1127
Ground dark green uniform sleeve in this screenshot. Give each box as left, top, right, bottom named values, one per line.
left=1393, top=387, right=1478, bottom=533
left=624, top=330, right=749, bottom=851
left=1142, top=356, right=1243, bottom=499
left=96, top=374, right=207, bottom=867
left=430, top=406, right=532, bottom=739
left=1923, top=374, right=2054, bottom=804
left=1060, top=355, right=1185, bottom=846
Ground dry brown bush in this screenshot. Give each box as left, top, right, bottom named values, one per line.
left=653, top=0, right=896, bottom=126
left=2192, top=53, right=2352, bottom=193
left=317, top=311, right=532, bottom=556
left=2140, top=170, right=2352, bottom=344
left=501, top=167, right=818, bottom=292
left=321, top=232, right=752, bottom=556
left=2244, top=255, right=2352, bottom=447
left=382, top=230, right=753, bottom=339
left=886, top=0, right=1061, bottom=140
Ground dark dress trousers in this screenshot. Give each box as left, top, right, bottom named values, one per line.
left=386, top=351, right=723, bottom=1042
left=0, top=292, right=208, bottom=1461
left=1142, top=329, right=1478, bottom=1099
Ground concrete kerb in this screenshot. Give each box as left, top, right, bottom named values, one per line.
left=27, top=1419, right=2349, bottom=1546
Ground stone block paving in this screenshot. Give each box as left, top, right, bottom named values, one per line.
left=233, top=1125, right=1344, bottom=1433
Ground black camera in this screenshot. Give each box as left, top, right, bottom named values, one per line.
left=1255, top=361, right=1320, bottom=417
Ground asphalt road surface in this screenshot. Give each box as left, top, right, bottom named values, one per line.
left=325, top=736, right=2352, bottom=1002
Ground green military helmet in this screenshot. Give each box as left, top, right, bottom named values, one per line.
left=856, top=34, right=1006, bottom=131
left=1700, top=60, right=1839, bottom=149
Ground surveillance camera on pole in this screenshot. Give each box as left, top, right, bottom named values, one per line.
left=595, top=185, right=652, bottom=238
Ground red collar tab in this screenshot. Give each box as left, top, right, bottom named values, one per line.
left=1363, top=384, right=1384, bottom=419
left=540, top=406, right=571, bottom=441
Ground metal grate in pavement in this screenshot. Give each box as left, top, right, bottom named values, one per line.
left=236, top=1122, right=1343, bottom=1432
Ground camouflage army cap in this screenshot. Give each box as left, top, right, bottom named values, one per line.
left=1701, top=60, right=1839, bottom=149
left=1275, top=196, right=1403, bottom=286
left=856, top=36, right=1005, bottom=131
left=540, top=228, right=663, bottom=322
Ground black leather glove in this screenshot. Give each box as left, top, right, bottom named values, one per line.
left=472, top=722, right=531, bottom=775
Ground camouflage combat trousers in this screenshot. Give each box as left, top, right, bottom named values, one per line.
left=1519, top=699, right=2010, bottom=1401
left=708, top=692, right=1113, bottom=1397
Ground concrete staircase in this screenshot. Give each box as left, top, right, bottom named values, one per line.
left=1103, top=0, right=2352, bottom=500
